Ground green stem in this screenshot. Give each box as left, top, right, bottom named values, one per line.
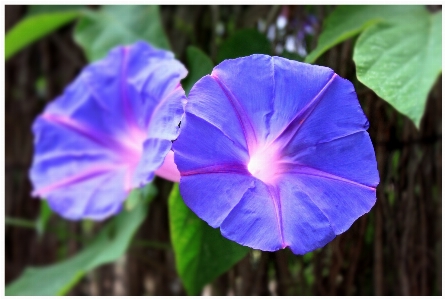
left=5, top=217, right=36, bottom=229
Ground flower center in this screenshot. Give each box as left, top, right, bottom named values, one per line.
left=247, top=143, right=282, bottom=184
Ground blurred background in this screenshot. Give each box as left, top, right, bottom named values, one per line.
left=5, top=5, right=442, bottom=295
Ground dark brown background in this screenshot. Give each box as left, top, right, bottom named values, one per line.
left=5, top=5, right=442, bottom=295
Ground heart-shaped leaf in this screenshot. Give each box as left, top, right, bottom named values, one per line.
left=74, top=5, right=170, bottom=61
left=353, top=10, right=442, bottom=127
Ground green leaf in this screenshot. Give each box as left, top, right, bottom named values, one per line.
left=36, top=200, right=52, bottom=237
left=181, top=46, right=214, bottom=95
left=5, top=186, right=156, bottom=296
left=216, top=28, right=271, bottom=64
left=125, top=183, right=157, bottom=211
left=305, top=5, right=426, bottom=63
left=169, top=184, right=249, bottom=295
left=74, top=5, right=170, bottom=62
left=353, top=10, right=442, bottom=128
left=27, top=5, right=85, bottom=16
left=5, top=10, right=80, bottom=60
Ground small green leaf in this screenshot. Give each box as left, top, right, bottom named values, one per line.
left=354, top=10, right=442, bottom=128
left=5, top=10, right=80, bottom=60
left=35, top=200, right=52, bottom=237
left=181, top=46, right=214, bottom=95
left=5, top=185, right=156, bottom=296
left=169, top=184, right=249, bottom=295
left=216, top=28, right=271, bottom=64
left=305, top=5, right=426, bottom=63
left=74, top=5, right=170, bottom=62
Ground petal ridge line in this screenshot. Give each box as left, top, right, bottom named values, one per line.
left=220, top=180, right=276, bottom=249
left=40, top=113, right=137, bottom=157
left=210, top=73, right=258, bottom=153
left=265, top=183, right=286, bottom=249
left=81, top=75, right=111, bottom=112
left=34, top=150, right=114, bottom=163
left=181, top=163, right=249, bottom=177
left=273, top=73, right=337, bottom=148
left=121, top=46, right=145, bottom=143
left=33, top=164, right=121, bottom=196
left=278, top=176, right=337, bottom=238
left=285, top=130, right=368, bottom=160
left=121, top=46, right=137, bottom=130
left=264, top=57, right=276, bottom=141
left=186, top=112, right=249, bottom=153
left=81, top=170, right=121, bottom=217
left=280, top=163, right=377, bottom=191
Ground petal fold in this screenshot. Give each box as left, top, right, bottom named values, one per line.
left=220, top=181, right=284, bottom=251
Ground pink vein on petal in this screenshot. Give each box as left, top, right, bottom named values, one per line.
left=120, top=46, right=146, bottom=144
left=181, top=163, right=249, bottom=176
left=272, top=73, right=337, bottom=148
left=265, top=184, right=286, bottom=249
left=41, top=113, right=139, bottom=158
left=33, top=164, right=120, bottom=196
left=210, top=73, right=258, bottom=154
left=279, top=162, right=377, bottom=190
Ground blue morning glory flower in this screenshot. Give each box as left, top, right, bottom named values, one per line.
left=30, top=41, right=187, bottom=220
left=173, top=54, right=379, bottom=254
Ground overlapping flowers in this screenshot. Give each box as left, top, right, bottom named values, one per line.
left=30, top=41, right=379, bottom=253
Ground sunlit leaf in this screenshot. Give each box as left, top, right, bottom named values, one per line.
left=74, top=5, right=170, bottom=61
left=305, top=5, right=426, bottom=63
left=5, top=10, right=80, bottom=60
left=354, top=10, right=442, bottom=127
left=169, top=184, right=249, bottom=295
left=5, top=185, right=156, bottom=296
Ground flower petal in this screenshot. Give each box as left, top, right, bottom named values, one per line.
left=277, top=176, right=336, bottom=254
left=179, top=173, right=254, bottom=227
left=284, top=173, right=376, bottom=235
left=186, top=75, right=248, bottom=150
left=174, top=54, right=379, bottom=254
left=220, top=181, right=284, bottom=251
left=174, top=112, right=249, bottom=173
left=30, top=116, right=122, bottom=196
left=154, top=151, right=180, bottom=182
left=45, top=168, right=128, bottom=220
left=211, top=55, right=275, bottom=150
left=284, top=131, right=379, bottom=188
left=276, top=73, right=370, bottom=156
left=30, top=41, right=187, bottom=220
left=268, top=56, right=336, bottom=143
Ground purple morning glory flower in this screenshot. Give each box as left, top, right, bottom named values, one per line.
left=173, top=55, right=379, bottom=254
left=30, top=41, right=187, bottom=220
